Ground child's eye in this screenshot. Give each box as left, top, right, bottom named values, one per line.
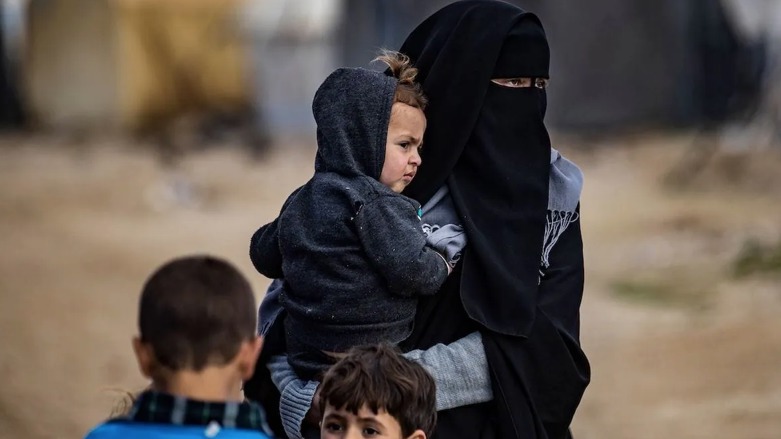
left=324, top=422, right=344, bottom=432
left=399, top=142, right=410, bottom=149
left=362, top=427, right=380, bottom=437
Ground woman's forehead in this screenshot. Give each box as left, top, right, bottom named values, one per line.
left=493, top=18, right=550, bottom=79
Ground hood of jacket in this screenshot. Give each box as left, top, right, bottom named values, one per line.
left=312, top=67, right=398, bottom=180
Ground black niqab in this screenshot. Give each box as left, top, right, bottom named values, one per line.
left=397, top=3, right=589, bottom=439
left=401, top=0, right=551, bottom=338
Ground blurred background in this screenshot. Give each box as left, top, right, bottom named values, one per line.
left=1, top=0, right=780, bottom=438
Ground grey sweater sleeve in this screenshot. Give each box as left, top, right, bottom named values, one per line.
left=268, top=355, right=318, bottom=439
left=270, top=332, right=494, bottom=437
left=404, top=331, right=493, bottom=410
left=354, top=195, right=449, bottom=297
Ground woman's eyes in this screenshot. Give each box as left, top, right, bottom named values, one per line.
left=492, top=78, right=530, bottom=88
left=491, top=77, right=549, bottom=89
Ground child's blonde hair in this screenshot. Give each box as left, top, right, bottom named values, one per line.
left=106, top=388, right=142, bottom=418
left=375, top=50, right=428, bottom=110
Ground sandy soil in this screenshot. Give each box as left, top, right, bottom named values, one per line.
left=0, top=132, right=780, bottom=439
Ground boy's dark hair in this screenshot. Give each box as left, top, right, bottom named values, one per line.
left=375, top=50, right=428, bottom=110
left=138, top=255, right=257, bottom=371
left=318, top=344, right=437, bottom=437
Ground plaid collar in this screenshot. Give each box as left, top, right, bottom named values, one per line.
left=113, top=390, right=273, bottom=435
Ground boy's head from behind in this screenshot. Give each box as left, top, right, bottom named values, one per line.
left=132, top=255, right=261, bottom=398
left=318, top=344, right=436, bottom=439
left=311, top=51, right=428, bottom=194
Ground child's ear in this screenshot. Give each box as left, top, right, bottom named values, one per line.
left=405, top=429, right=426, bottom=439
left=238, top=336, right=263, bottom=380
left=132, top=336, right=155, bottom=379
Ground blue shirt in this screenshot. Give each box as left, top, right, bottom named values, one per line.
left=84, top=391, right=273, bottom=439
left=86, top=422, right=271, bottom=439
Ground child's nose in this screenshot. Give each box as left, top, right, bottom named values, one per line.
left=411, top=149, right=422, bottom=166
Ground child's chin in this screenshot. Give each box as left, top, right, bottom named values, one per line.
left=391, top=183, right=407, bottom=193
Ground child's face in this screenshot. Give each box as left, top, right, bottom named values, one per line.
left=321, top=403, right=425, bottom=439
left=380, top=103, right=426, bottom=193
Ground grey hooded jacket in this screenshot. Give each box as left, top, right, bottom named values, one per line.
left=250, top=68, right=448, bottom=379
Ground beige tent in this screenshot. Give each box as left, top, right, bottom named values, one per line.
left=24, top=0, right=252, bottom=133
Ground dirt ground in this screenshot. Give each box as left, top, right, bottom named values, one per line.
left=1, top=132, right=780, bottom=439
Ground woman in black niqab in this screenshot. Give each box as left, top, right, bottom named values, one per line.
left=397, top=2, right=590, bottom=438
